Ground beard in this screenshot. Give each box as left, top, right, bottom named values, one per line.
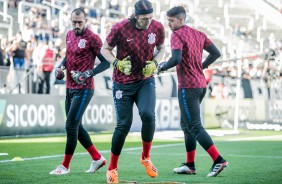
left=74, top=28, right=85, bottom=36
left=136, top=23, right=149, bottom=29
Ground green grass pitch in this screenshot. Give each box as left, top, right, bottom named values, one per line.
left=0, top=130, right=282, bottom=184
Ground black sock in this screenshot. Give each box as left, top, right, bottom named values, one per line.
left=186, top=162, right=195, bottom=168
left=215, top=155, right=224, bottom=163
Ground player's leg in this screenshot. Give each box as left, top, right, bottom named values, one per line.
left=136, top=78, right=158, bottom=178
left=50, top=89, right=93, bottom=174
left=173, top=115, right=197, bottom=174
left=178, top=88, right=228, bottom=177
left=78, top=120, right=106, bottom=173
left=107, top=82, right=134, bottom=183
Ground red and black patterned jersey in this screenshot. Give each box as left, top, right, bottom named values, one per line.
left=66, top=28, right=102, bottom=89
left=106, top=19, right=165, bottom=84
left=171, top=25, right=212, bottom=89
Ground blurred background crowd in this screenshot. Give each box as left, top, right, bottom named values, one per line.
left=0, top=0, right=281, bottom=97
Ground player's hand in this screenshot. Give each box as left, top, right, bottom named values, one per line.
left=142, top=60, right=158, bottom=77
left=157, top=62, right=166, bottom=74
left=55, top=66, right=65, bottom=80
left=70, top=70, right=94, bottom=85
left=113, top=57, right=132, bottom=75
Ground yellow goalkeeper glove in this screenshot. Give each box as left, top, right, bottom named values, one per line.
left=113, top=57, right=132, bottom=75
left=142, top=60, right=158, bottom=77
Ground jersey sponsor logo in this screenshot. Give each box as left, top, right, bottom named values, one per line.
left=115, top=90, right=123, bottom=99
left=127, top=38, right=134, bottom=42
left=148, top=33, right=156, bottom=44
left=78, top=39, right=87, bottom=48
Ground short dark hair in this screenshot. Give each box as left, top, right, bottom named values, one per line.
left=71, top=7, right=87, bottom=17
left=166, top=6, right=186, bottom=20
left=134, top=0, right=153, bottom=15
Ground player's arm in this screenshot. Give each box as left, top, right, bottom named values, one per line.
left=157, top=49, right=182, bottom=73
left=92, top=54, right=110, bottom=75
left=71, top=54, right=110, bottom=85
left=153, top=43, right=165, bottom=63
left=202, top=44, right=221, bottom=69
left=58, top=57, right=67, bottom=68
left=101, top=41, right=116, bottom=64
left=55, top=57, right=66, bottom=80
left=101, top=41, right=131, bottom=75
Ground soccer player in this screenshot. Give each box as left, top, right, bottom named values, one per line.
left=50, top=8, right=110, bottom=175
left=158, top=6, right=228, bottom=177
left=101, top=0, right=165, bottom=183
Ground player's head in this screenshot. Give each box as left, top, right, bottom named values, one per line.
left=71, top=8, right=87, bottom=36
left=133, top=0, right=153, bottom=29
left=166, top=6, right=186, bottom=31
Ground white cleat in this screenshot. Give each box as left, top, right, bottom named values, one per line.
left=85, top=156, right=107, bottom=173
left=173, top=163, right=196, bottom=174
left=207, top=160, right=228, bottom=177
left=50, top=165, right=70, bottom=175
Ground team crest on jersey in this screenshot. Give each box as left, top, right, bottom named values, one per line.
left=148, top=33, right=156, bottom=44
left=78, top=39, right=87, bottom=48
left=116, top=90, right=123, bottom=99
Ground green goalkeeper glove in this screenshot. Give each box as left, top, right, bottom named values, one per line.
left=113, top=57, right=132, bottom=75
left=142, top=60, right=158, bottom=77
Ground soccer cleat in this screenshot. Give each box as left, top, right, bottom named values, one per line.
left=85, top=156, right=106, bottom=173
left=173, top=163, right=196, bottom=174
left=140, top=157, right=158, bottom=178
left=49, top=165, right=70, bottom=175
left=106, top=169, right=118, bottom=183
left=207, top=159, right=228, bottom=177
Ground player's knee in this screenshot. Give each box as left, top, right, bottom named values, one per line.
left=116, top=123, right=131, bottom=135
left=188, top=123, right=204, bottom=137
left=139, top=111, right=155, bottom=123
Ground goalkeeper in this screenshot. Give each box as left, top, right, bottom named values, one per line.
left=101, top=0, right=165, bottom=183
left=50, top=8, right=109, bottom=175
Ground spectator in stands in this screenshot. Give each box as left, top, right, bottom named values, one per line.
left=211, top=81, right=228, bottom=99
left=10, top=32, right=29, bottom=69
left=109, top=0, right=120, bottom=17
left=36, top=40, right=56, bottom=94
left=0, top=46, right=3, bottom=66
left=101, top=0, right=165, bottom=183
left=203, top=68, right=214, bottom=97
left=1, top=38, right=11, bottom=66
left=158, top=6, right=228, bottom=177
left=49, top=7, right=110, bottom=175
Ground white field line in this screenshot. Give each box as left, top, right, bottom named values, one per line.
left=0, top=143, right=182, bottom=163
left=1, top=142, right=282, bottom=163
left=124, top=152, right=282, bottom=159
left=228, top=135, right=282, bottom=141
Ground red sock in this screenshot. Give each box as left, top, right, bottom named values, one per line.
left=207, top=145, right=220, bottom=161
left=86, top=145, right=101, bottom=160
left=142, top=141, right=152, bottom=159
left=186, top=150, right=196, bottom=163
left=62, top=154, right=72, bottom=169
left=108, top=153, right=119, bottom=170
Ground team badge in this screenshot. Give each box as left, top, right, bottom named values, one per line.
left=148, top=33, right=156, bottom=44
left=116, top=90, right=123, bottom=99
left=78, top=39, right=87, bottom=48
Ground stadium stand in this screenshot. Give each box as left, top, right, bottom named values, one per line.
left=0, top=0, right=281, bottom=95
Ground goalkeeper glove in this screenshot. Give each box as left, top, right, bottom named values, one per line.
left=70, top=70, right=94, bottom=85
left=157, top=62, right=167, bottom=74
left=113, top=57, right=132, bottom=75
left=142, top=60, right=158, bottom=77
left=55, top=66, right=65, bottom=80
